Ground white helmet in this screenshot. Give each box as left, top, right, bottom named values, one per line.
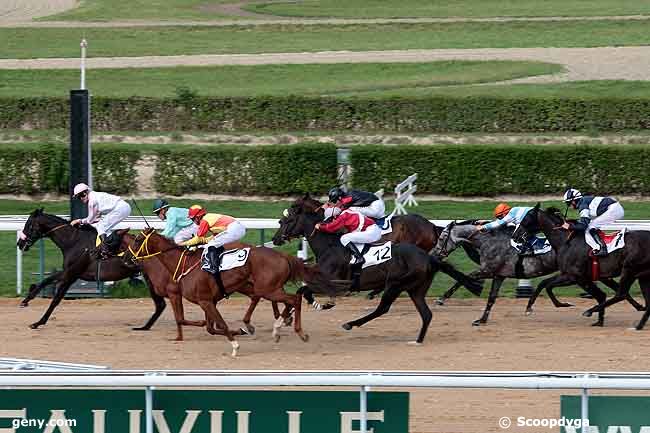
left=72, top=183, right=90, bottom=197
left=323, top=206, right=342, bottom=220
left=563, top=188, right=582, bottom=203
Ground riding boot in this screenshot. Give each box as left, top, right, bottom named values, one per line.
left=590, top=228, right=608, bottom=257
left=92, top=234, right=108, bottom=260
left=346, top=243, right=365, bottom=291
left=204, top=246, right=227, bottom=295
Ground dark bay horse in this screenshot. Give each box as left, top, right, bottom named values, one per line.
left=271, top=196, right=482, bottom=344
left=17, top=209, right=141, bottom=329
left=127, top=228, right=325, bottom=355
left=514, top=205, right=649, bottom=328
left=119, top=232, right=291, bottom=340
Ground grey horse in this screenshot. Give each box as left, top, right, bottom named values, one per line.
left=433, top=221, right=575, bottom=325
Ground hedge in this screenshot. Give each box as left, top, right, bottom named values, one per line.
left=2, top=96, right=649, bottom=132
left=350, top=144, right=650, bottom=196
left=3, top=143, right=650, bottom=196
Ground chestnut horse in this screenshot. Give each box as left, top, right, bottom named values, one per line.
left=127, top=228, right=327, bottom=356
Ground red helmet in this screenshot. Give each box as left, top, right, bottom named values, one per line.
left=188, top=205, right=206, bottom=219
left=494, top=203, right=511, bottom=219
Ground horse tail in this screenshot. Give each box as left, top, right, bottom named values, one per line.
left=430, top=255, right=483, bottom=297
left=285, top=255, right=338, bottom=297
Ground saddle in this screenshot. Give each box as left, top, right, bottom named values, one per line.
left=587, top=229, right=626, bottom=281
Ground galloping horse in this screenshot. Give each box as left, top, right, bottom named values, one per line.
left=127, top=228, right=326, bottom=355
left=514, top=205, right=648, bottom=328
left=119, top=232, right=292, bottom=340
left=17, top=209, right=140, bottom=329
left=272, top=196, right=482, bottom=344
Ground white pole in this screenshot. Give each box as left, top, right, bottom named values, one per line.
left=80, top=39, right=87, bottom=90
left=581, top=386, right=589, bottom=433
left=145, top=386, right=154, bottom=433
left=360, top=385, right=368, bottom=433
left=16, top=231, right=22, bottom=295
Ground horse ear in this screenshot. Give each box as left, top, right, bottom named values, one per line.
left=535, top=202, right=541, bottom=210
left=303, top=192, right=311, bottom=199
left=116, top=228, right=129, bottom=236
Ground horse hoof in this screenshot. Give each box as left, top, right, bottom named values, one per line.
left=29, top=323, right=41, bottom=329
left=630, top=327, right=642, bottom=331
left=19, top=302, right=28, bottom=308
left=322, top=303, right=336, bottom=310
left=366, top=294, right=376, bottom=300
left=471, top=319, right=484, bottom=327
left=559, top=303, right=574, bottom=308
left=407, top=341, right=423, bottom=346
left=283, top=317, right=293, bottom=327
left=300, top=333, right=309, bottom=342
left=525, top=309, right=533, bottom=316
left=274, top=334, right=281, bottom=343
left=132, top=327, right=150, bottom=331
left=342, top=323, right=353, bottom=331
left=592, top=321, right=604, bottom=327
left=435, top=299, right=445, bottom=306
left=244, top=324, right=255, bottom=335
left=582, top=310, right=593, bottom=318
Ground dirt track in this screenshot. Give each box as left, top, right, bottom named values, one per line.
left=3, top=296, right=650, bottom=432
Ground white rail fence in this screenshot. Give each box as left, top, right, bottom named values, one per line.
left=2, top=369, right=650, bottom=433
left=7, top=215, right=650, bottom=295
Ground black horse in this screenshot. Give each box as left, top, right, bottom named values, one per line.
left=17, top=209, right=143, bottom=329
left=514, top=205, right=648, bottom=328
left=272, top=195, right=481, bottom=344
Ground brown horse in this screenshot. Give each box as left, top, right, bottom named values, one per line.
left=127, top=228, right=326, bottom=356
left=119, top=232, right=291, bottom=340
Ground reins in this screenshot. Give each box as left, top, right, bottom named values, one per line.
left=128, top=229, right=200, bottom=282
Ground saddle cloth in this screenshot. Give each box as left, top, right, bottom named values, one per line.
left=350, top=241, right=393, bottom=269
left=510, top=236, right=552, bottom=256
left=218, top=248, right=251, bottom=272
left=586, top=228, right=626, bottom=254
left=376, top=210, right=396, bottom=235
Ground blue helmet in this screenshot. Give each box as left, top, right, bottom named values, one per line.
left=328, top=187, right=345, bottom=203
left=563, top=188, right=583, bottom=203
left=152, top=198, right=169, bottom=214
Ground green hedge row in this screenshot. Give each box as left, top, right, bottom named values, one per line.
left=2, top=96, right=649, bottom=132
left=3, top=143, right=650, bottom=196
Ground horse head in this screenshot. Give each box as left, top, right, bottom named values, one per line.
left=272, top=194, right=324, bottom=245
left=18, top=208, right=68, bottom=252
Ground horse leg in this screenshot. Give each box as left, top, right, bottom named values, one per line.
left=583, top=272, right=636, bottom=318
left=342, top=287, right=401, bottom=331
left=601, top=277, right=645, bottom=311
left=436, top=282, right=461, bottom=306
left=577, top=280, right=607, bottom=327
left=263, top=290, right=308, bottom=342
left=408, top=285, right=433, bottom=345
left=241, top=297, right=261, bottom=335
left=291, top=292, right=308, bottom=342
left=299, top=285, right=335, bottom=311
left=472, top=277, right=504, bottom=326
left=20, top=270, right=64, bottom=307
left=168, top=291, right=186, bottom=341
left=197, top=299, right=240, bottom=357
left=29, top=277, right=74, bottom=329
left=635, top=277, right=650, bottom=330
left=526, top=274, right=575, bottom=315
left=133, top=275, right=166, bottom=331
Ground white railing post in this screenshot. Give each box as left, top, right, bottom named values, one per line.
left=16, top=231, right=22, bottom=295
left=145, top=386, right=154, bottom=433
left=360, top=385, right=368, bottom=433
left=581, top=385, right=589, bottom=433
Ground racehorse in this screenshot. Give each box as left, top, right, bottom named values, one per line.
left=514, top=205, right=650, bottom=328
left=119, top=232, right=292, bottom=340
left=17, top=209, right=140, bottom=329
left=127, top=228, right=326, bottom=355
left=272, top=195, right=482, bottom=344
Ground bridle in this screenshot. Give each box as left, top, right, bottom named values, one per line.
left=21, top=223, right=68, bottom=247
left=127, top=230, right=163, bottom=260
left=435, top=222, right=456, bottom=258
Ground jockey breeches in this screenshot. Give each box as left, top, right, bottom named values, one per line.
left=205, top=221, right=246, bottom=249
left=340, top=224, right=381, bottom=246
left=349, top=199, right=386, bottom=219
left=96, top=200, right=131, bottom=236
left=173, top=225, right=197, bottom=245
left=588, top=202, right=624, bottom=231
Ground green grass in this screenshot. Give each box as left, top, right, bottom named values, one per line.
left=45, top=0, right=238, bottom=21
left=44, top=0, right=650, bottom=21
left=4, top=198, right=650, bottom=299
left=249, top=0, right=650, bottom=18
left=3, top=20, right=650, bottom=59
left=350, top=80, right=650, bottom=99
left=0, top=61, right=561, bottom=98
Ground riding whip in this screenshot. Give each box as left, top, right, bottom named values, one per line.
left=131, top=198, right=151, bottom=228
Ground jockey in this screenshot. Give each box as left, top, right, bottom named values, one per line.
left=476, top=203, right=533, bottom=253
left=181, top=205, right=246, bottom=273
left=328, top=187, right=386, bottom=220
left=70, top=183, right=131, bottom=255
left=315, top=206, right=381, bottom=266
left=152, top=198, right=195, bottom=245
left=561, top=188, right=624, bottom=257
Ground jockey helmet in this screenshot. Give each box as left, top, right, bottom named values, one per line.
left=72, top=183, right=90, bottom=198
left=323, top=206, right=342, bottom=220
left=563, top=188, right=583, bottom=203
left=494, top=203, right=511, bottom=219
left=187, top=204, right=206, bottom=220
left=152, top=198, right=169, bottom=214
left=328, top=187, right=345, bottom=203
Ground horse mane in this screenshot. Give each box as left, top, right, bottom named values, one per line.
left=455, top=219, right=482, bottom=226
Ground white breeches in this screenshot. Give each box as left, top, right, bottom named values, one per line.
left=340, top=224, right=381, bottom=246
left=349, top=199, right=386, bottom=219
left=585, top=202, right=624, bottom=249
left=173, top=225, right=197, bottom=245
left=95, top=200, right=131, bottom=236
left=205, top=221, right=247, bottom=250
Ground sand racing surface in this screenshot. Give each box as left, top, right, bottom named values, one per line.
left=2, top=296, right=650, bottom=432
